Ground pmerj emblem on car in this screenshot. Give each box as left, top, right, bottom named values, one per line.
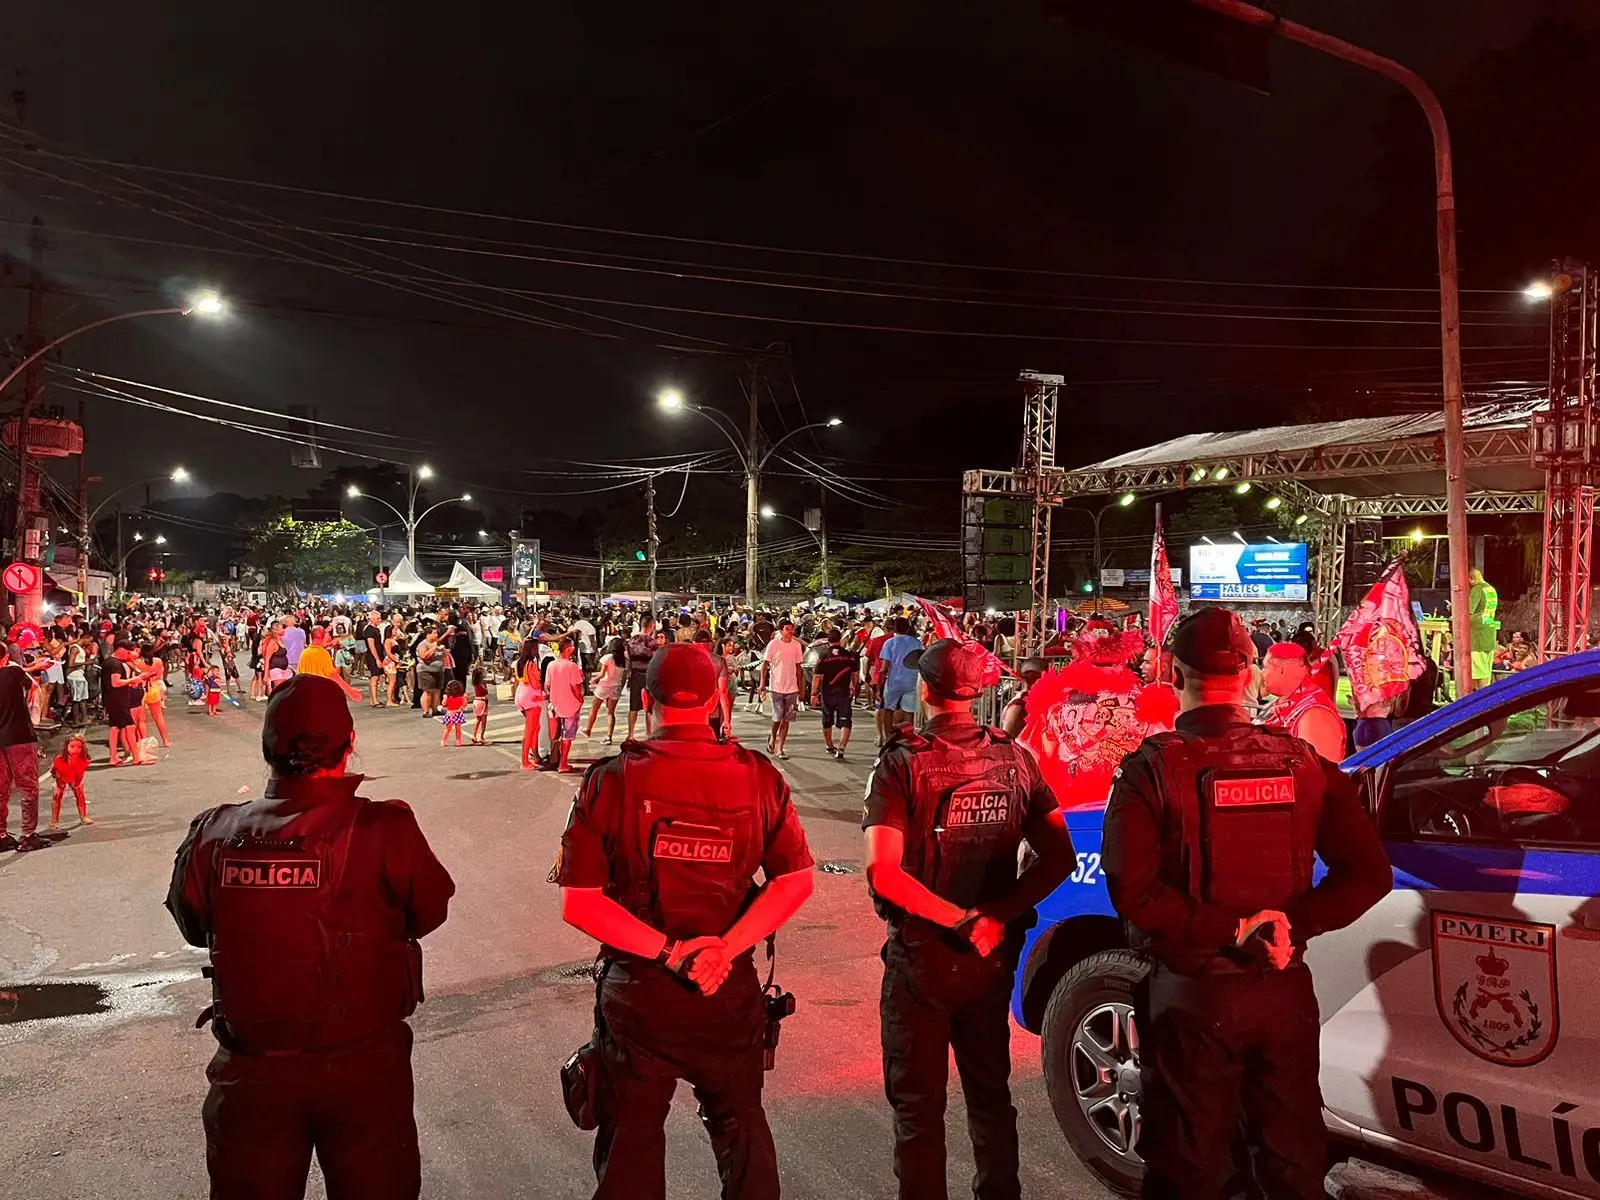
left=1431, top=910, right=1558, bottom=1067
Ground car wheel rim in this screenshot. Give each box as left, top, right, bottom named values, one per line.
left=1070, top=1000, right=1142, bottom=1162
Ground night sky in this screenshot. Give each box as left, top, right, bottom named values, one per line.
left=1, top=1, right=1593, bottom=542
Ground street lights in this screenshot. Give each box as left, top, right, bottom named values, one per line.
left=1069, top=492, right=1137, bottom=612
left=657, top=386, right=841, bottom=606
left=117, top=534, right=167, bottom=596
left=760, top=505, right=830, bottom=592
left=0, top=294, right=224, bottom=622
left=1189, top=0, right=1473, bottom=707
left=83, top=466, right=190, bottom=601
left=346, top=464, right=472, bottom=562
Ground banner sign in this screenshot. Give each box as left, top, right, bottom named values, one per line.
left=1189, top=542, right=1308, bottom=601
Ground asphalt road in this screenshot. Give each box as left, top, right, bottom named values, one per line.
left=0, top=689, right=1114, bottom=1200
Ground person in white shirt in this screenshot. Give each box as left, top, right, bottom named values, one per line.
left=570, top=612, right=598, bottom=669
left=759, top=620, right=806, bottom=761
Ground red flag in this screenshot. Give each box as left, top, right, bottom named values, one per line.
left=1149, top=504, right=1179, bottom=650
left=1327, top=556, right=1424, bottom=711
left=914, top=596, right=1010, bottom=685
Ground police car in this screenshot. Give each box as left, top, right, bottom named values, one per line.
left=1015, top=648, right=1600, bottom=1198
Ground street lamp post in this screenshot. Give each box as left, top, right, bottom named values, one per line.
left=658, top=386, right=840, bottom=608
left=82, top=466, right=189, bottom=602
left=760, top=506, right=829, bottom=593
left=0, top=293, right=224, bottom=623
left=1068, top=493, right=1137, bottom=612
left=346, top=465, right=472, bottom=564
left=116, top=533, right=167, bottom=597
left=1189, top=0, right=1473, bottom=703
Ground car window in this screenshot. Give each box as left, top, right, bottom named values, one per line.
left=1381, top=683, right=1600, bottom=848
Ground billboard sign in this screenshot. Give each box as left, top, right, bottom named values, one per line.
left=512, top=540, right=540, bottom=586
left=1189, top=542, right=1308, bottom=601
left=1102, top=567, right=1182, bottom=588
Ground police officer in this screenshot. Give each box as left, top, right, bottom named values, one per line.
left=166, top=674, right=455, bottom=1200
left=1101, top=608, right=1391, bottom=1200
left=863, top=638, right=1075, bottom=1200
left=555, top=641, right=815, bottom=1199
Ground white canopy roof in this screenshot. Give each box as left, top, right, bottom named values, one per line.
left=367, top=555, right=435, bottom=597
left=443, top=561, right=501, bottom=598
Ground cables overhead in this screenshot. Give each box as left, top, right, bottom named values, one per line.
left=3, top=130, right=1526, bottom=295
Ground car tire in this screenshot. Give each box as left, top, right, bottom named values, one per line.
left=1041, top=948, right=1150, bottom=1198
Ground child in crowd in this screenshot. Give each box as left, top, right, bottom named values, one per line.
left=50, top=735, right=92, bottom=829
left=203, top=662, right=225, bottom=716
left=470, top=664, right=489, bottom=746
left=144, top=673, right=173, bottom=748
left=221, top=641, right=242, bottom=696
left=440, top=679, right=468, bottom=747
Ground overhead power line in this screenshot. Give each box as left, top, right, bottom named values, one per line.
left=1, top=128, right=1525, bottom=296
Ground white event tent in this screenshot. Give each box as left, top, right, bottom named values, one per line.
left=366, top=555, right=435, bottom=597
left=443, top=561, right=502, bottom=599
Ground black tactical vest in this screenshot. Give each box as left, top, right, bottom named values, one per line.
left=880, top=726, right=1029, bottom=917
left=615, top=737, right=766, bottom=940
left=1127, top=722, right=1325, bottom=966
left=203, top=788, right=415, bottom=1054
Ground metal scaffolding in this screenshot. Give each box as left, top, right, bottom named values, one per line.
left=962, top=371, right=1065, bottom=659
left=1007, top=400, right=1548, bottom=648
left=1535, top=262, right=1598, bottom=660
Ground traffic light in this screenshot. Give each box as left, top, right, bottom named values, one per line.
left=148, top=568, right=159, bottom=581
left=635, top=544, right=648, bottom=562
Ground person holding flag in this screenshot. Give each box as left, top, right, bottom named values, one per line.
left=1148, top=503, right=1180, bottom=655
left=1326, top=558, right=1425, bottom=750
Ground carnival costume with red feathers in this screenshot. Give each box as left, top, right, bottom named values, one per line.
left=1020, top=621, right=1179, bottom=810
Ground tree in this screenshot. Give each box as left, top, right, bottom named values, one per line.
left=805, top=547, right=959, bottom=601
left=242, top=514, right=374, bottom=594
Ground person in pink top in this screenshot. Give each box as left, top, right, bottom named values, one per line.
left=544, top=636, right=586, bottom=774
left=513, top=640, right=546, bottom=771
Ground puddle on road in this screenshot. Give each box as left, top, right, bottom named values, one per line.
left=0, top=982, right=111, bottom=1025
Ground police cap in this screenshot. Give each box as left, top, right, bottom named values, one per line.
left=645, top=642, right=717, bottom=708
left=904, top=638, right=985, bottom=701
left=1170, top=607, right=1254, bottom=676
left=262, top=674, right=355, bottom=764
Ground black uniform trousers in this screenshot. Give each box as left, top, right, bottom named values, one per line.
left=593, top=956, right=778, bottom=1200
left=1138, top=962, right=1325, bottom=1200
left=879, top=927, right=1021, bottom=1200
left=201, top=1022, right=419, bottom=1200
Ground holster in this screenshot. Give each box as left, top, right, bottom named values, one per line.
left=403, top=938, right=425, bottom=1015
left=559, top=957, right=609, bottom=1131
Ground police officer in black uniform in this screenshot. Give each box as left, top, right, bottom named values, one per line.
left=166, top=674, right=455, bottom=1200
left=556, top=642, right=815, bottom=1200
left=1102, top=607, right=1391, bottom=1200
left=863, top=638, right=1075, bottom=1200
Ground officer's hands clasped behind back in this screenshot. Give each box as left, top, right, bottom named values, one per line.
left=1235, top=907, right=1293, bottom=971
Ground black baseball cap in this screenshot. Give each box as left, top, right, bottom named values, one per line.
left=1170, top=608, right=1254, bottom=676
left=644, top=642, right=717, bottom=708
left=904, top=638, right=985, bottom=701
left=261, top=674, right=355, bottom=761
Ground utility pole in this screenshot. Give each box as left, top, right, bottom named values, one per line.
left=646, top=472, right=659, bottom=615
left=76, top=395, right=88, bottom=604
left=818, top=506, right=830, bottom=593
left=743, top=358, right=762, bottom=609
left=115, top=505, right=124, bottom=598
left=1189, top=0, right=1472, bottom=698
left=13, top=219, right=45, bottom=624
